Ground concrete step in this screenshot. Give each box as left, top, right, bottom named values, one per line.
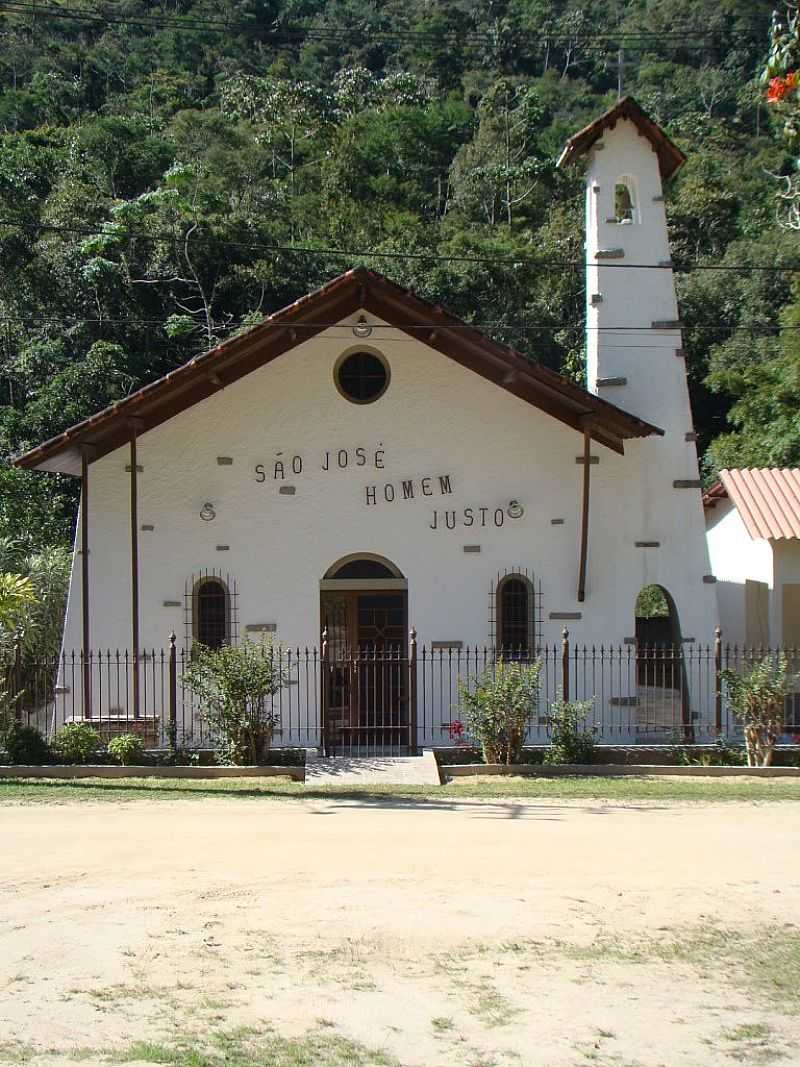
left=304, top=750, right=440, bottom=786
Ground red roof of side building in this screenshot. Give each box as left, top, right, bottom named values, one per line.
left=704, top=468, right=800, bottom=540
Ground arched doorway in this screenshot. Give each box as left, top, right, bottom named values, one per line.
left=635, top=585, right=690, bottom=740
left=320, top=555, right=409, bottom=755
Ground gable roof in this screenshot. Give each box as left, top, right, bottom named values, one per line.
left=557, top=96, right=686, bottom=182
left=14, top=268, right=662, bottom=476
left=704, top=468, right=800, bottom=540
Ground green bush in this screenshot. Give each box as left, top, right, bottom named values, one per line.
left=543, top=698, right=596, bottom=765
left=3, top=723, right=50, bottom=764
left=721, top=656, right=793, bottom=767
left=107, top=733, right=145, bottom=766
left=181, top=639, right=289, bottom=765
left=52, top=722, right=101, bottom=764
left=457, top=659, right=542, bottom=765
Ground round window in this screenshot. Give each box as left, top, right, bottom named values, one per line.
left=335, top=350, right=389, bottom=404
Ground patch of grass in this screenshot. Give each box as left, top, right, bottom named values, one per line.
left=114, top=1042, right=175, bottom=1064
left=1, top=774, right=800, bottom=804
left=719, top=1021, right=787, bottom=1063
left=0, top=1040, right=37, bottom=1064
left=470, top=981, right=519, bottom=1028
left=109, top=1025, right=402, bottom=1066
left=431, top=1016, right=454, bottom=1034
left=548, top=926, right=800, bottom=1010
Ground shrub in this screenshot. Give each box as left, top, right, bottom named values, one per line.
left=721, top=655, right=793, bottom=767
left=543, top=698, right=596, bottom=765
left=52, top=722, right=101, bottom=764
left=3, top=723, right=50, bottom=764
left=107, top=733, right=145, bottom=766
left=181, top=639, right=289, bottom=765
left=457, top=659, right=541, bottom=765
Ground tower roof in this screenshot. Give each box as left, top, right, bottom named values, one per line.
left=557, top=96, right=686, bottom=182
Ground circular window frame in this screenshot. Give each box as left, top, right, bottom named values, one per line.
left=333, top=346, right=391, bottom=405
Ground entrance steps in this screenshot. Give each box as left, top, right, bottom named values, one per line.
left=304, top=750, right=440, bottom=786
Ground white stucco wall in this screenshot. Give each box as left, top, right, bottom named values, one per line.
left=705, top=499, right=773, bottom=646
left=65, top=317, right=717, bottom=655
left=58, top=311, right=719, bottom=744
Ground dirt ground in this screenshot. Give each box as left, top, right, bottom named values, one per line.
left=1, top=794, right=799, bottom=1066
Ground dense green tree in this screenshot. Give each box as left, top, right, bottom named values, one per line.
left=0, top=0, right=790, bottom=544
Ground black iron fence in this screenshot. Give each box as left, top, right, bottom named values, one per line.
left=5, top=632, right=800, bottom=756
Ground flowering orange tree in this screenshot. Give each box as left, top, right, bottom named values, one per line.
left=764, top=4, right=800, bottom=224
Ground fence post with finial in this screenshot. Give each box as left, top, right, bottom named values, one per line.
left=12, top=641, right=21, bottom=723
left=561, top=628, right=570, bottom=702
left=409, top=626, right=418, bottom=755
left=714, top=625, right=722, bottom=734
left=321, top=626, right=329, bottom=754
left=168, top=632, right=177, bottom=756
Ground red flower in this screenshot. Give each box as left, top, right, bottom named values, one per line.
left=767, top=73, right=799, bottom=103
left=449, top=719, right=465, bottom=742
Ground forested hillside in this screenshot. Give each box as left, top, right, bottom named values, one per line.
left=0, top=0, right=793, bottom=551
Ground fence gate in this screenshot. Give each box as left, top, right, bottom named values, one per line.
left=321, top=590, right=413, bottom=755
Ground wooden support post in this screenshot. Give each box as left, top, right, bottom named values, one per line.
left=577, top=427, right=591, bottom=602
left=129, top=423, right=141, bottom=719
left=80, top=446, right=93, bottom=718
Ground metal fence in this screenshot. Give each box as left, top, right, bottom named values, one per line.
left=6, top=632, right=800, bottom=755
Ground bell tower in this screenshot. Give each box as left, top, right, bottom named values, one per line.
left=558, top=96, right=694, bottom=439
left=558, top=98, right=718, bottom=644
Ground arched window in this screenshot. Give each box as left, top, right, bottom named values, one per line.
left=323, top=553, right=405, bottom=580
left=497, top=575, right=533, bottom=653
left=193, top=578, right=229, bottom=649
left=614, top=178, right=637, bottom=224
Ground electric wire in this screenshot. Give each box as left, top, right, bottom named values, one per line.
left=2, top=218, right=800, bottom=275
left=0, top=2, right=724, bottom=49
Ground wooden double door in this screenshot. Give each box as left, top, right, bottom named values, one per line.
left=320, top=589, right=410, bottom=754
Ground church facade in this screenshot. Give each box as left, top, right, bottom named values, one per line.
left=15, top=99, right=719, bottom=751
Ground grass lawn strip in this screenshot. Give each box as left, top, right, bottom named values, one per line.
left=1, top=774, right=800, bottom=804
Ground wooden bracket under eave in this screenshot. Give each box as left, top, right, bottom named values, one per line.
left=79, top=442, right=97, bottom=467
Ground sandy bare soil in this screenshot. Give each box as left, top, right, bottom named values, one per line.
left=1, top=795, right=799, bottom=1066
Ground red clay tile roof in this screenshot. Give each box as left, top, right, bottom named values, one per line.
left=14, top=268, right=662, bottom=476
left=557, top=96, right=686, bottom=182
left=710, top=468, right=800, bottom=540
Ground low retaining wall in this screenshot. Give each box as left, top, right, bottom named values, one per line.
left=444, top=763, right=800, bottom=778
left=0, top=764, right=305, bottom=781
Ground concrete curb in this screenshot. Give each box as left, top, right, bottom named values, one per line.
left=443, top=763, right=800, bottom=778
left=0, top=764, right=305, bottom=781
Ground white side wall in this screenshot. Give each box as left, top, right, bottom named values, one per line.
left=705, top=499, right=773, bottom=646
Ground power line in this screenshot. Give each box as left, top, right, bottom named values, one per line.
left=0, top=313, right=789, bottom=334
left=0, top=1, right=725, bottom=50
left=3, top=218, right=800, bottom=275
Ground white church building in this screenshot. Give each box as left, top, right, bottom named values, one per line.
left=15, top=98, right=719, bottom=752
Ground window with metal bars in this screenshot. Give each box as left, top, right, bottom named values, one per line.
left=194, top=578, right=229, bottom=649
left=497, top=575, right=532, bottom=653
